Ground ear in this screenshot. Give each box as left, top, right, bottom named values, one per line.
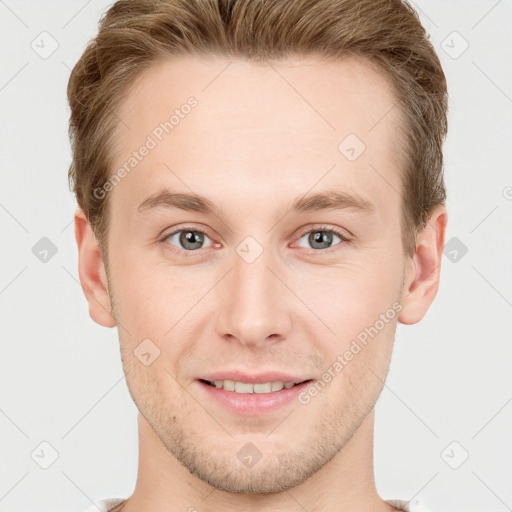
left=74, top=208, right=116, bottom=327
left=399, top=204, right=448, bottom=325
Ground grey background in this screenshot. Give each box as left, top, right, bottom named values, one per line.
left=0, top=1, right=511, bottom=511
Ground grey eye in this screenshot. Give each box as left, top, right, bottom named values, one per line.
left=297, top=230, right=342, bottom=250
left=166, top=230, right=212, bottom=251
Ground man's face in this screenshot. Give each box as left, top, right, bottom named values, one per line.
left=105, top=55, right=409, bottom=492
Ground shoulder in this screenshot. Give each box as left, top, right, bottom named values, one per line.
left=80, top=498, right=125, bottom=512
left=386, top=499, right=434, bottom=512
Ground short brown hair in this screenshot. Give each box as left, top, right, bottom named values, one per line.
left=67, top=0, right=448, bottom=258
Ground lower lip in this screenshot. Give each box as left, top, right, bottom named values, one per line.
left=197, top=380, right=314, bottom=416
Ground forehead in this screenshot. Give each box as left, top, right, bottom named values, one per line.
left=110, top=54, right=404, bottom=217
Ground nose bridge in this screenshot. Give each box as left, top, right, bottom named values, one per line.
left=215, top=244, right=290, bottom=346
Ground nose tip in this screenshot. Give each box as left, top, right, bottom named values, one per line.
left=214, top=253, right=291, bottom=348
left=224, top=330, right=285, bottom=349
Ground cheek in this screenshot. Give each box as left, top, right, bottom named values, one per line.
left=108, top=249, right=216, bottom=381
left=296, top=253, right=404, bottom=346
left=108, top=223, right=404, bottom=350
left=108, top=246, right=195, bottom=332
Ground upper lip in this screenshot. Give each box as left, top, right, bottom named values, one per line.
left=198, top=370, right=311, bottom=384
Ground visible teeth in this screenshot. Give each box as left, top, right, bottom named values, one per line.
left=253, top=383, right=272, bottom=393
left=271, top=382, right=284, bottom=391
left=235, top=382, right=253, bottom=393
left=207, top=380, right=301, bottom=393
left=223, top=380, right=235, bottom=391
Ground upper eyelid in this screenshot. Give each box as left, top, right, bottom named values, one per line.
left=296, top=225, right=349, bottom=239
left=162, top=224, right=349, bottom=239
left=161, top=223, right=210, bottom=239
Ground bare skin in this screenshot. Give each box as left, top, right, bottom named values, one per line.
left=75, top=55, right=446, bottom=512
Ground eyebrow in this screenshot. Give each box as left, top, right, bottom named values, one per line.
left=137, top=188, right=375, bottom=216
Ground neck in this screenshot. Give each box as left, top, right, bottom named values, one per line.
left=119, top=409, right=395, bottom=512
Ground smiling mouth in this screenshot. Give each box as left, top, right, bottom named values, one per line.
left=199, top=378, right=312, bottom=394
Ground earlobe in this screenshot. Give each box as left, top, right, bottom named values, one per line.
left=398, top=205, right=448, bottom=325
left=74, top=208, right=117, bottom=328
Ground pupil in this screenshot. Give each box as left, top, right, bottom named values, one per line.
left=310, top=231, right=332, bottom=249
left=180, top=230, right=203, bottom=250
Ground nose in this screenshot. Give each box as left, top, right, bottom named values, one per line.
left=214, top=247, right=292, bottom=349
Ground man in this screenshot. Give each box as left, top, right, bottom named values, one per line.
left=69, top=0, right=448, bottom=510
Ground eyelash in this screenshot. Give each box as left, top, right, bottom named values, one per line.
left=160, top=225, right=350, bottom=257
